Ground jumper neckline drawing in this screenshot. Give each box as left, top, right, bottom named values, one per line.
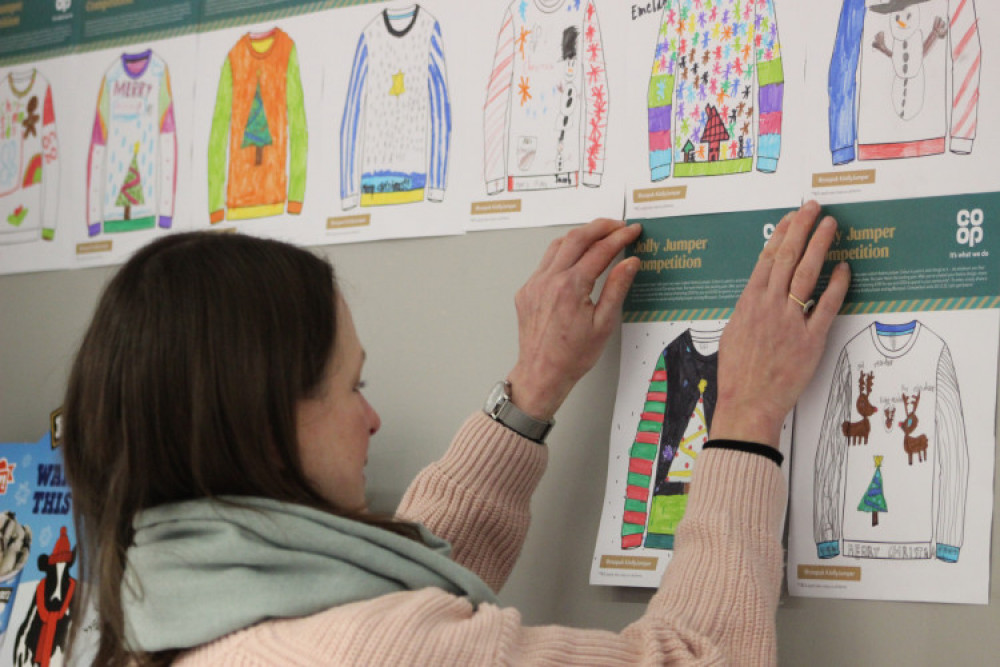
left=535, top=0, right=567, bottom=14
left=7, top=69, right=36, bottom=98
left=383, top=4, right=420, bottom=37
left=122, top=50, right=153, bottom=79
left=868, top=320, right=920, bottom=359
left=685, top=328, right=724, bottom=362
left=246, top=29, right=280, bottom=59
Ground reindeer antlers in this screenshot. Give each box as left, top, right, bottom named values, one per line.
left=901, top=390, right=922, bottom=414
left=858, top=370, right=874, bottom=395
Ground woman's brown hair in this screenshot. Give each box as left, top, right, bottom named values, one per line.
left=62, top=232, right=418, bottom=665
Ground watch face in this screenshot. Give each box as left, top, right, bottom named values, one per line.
left=485, top=381, right=508, bottom=413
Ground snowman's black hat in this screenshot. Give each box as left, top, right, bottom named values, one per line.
left=870, top=0, right=932, bottom=14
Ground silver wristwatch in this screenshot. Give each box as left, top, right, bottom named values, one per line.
left=483, top=380, right=554, bottom=444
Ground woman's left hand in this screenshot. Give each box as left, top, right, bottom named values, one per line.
left=506, top=218, right=642, bottom=421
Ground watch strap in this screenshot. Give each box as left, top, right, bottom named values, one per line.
left=484, top=381, right=554, bottom=444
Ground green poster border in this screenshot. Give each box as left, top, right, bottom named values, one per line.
left=0, top=0, right=383, bottom=63
left=624, top=192, right=1000, bottom=322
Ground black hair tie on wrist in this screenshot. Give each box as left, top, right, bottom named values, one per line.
left=703, top=439, right=784, bottom=467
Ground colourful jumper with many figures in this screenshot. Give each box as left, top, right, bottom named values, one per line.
left=648, top=0, right=784, bottom=179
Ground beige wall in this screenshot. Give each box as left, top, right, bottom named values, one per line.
left=2, top=225, right=998, bottom=664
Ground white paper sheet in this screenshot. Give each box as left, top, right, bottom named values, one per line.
left=786, top=309, right=998, bottom=604
left=590, top=319, right=792, bottom=588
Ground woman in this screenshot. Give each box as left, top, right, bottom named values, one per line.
left=63, top=202, right=848, bottom=665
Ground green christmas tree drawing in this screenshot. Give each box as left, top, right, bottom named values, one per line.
left=115, top=142, right=144, bottom=221
left=858, top=455, right=887, bottom=527
left=242, top=80, right=273, bottom=166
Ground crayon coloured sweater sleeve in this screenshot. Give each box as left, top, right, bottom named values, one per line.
left=828, top=0, right=865, bottom=165
left=208, top=57, right=233, bottom=223
left=339, top=32, right=369, bottom=210
left=582, top=0, right=608, bottom=186
left=158, top=67, right=177, bottom=229
left=754, top=0, right=783, bottom=173
left=426, top=19, right=451, bottom=201
left=483, top=6, right=514, bottom=195
left=86, top=75, right=110, bottom=236
left=40, top=84, right=59, bottom=240
left=947, top=0, right=981, bottom=154
left=175, top=413, right=786, bottom=665
left=285, top=44, right=307, bottom=214
left=621, top=350, right=668, bottom=548
left=648, top=5, right=678, bottom=182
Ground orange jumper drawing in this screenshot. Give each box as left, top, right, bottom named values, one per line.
left=208, top=28, right=307, bottom=223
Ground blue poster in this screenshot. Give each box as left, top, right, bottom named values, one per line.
left=0, top=416, right=79, bottom=666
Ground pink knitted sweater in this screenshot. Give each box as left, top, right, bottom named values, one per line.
left=175, top=412, right=785, bottom=665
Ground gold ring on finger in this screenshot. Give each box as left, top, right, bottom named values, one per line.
left=789, top=292, right=816, bottom=316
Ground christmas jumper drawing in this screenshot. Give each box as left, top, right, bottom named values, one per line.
left=208, top=28, right=307, bottom=223
left=621, top=329, right=720, bottom=550
left=483, top=0, right=608, bottom=194
left=87, top=50, right=177, bottom=237
left=814, top=321, right=969, bottom=562
left=828, top=0, right=981, bottom=164
left=0, top=70, right=58, bottom=245
left=647, top=0, right=784, bottom=179
left=340, top=5, right=451, bottom=209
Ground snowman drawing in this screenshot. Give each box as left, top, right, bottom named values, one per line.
left=870, top=0, right=947, bottom=121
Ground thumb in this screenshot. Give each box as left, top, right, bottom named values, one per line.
left=594, top=257, right=639, bottom=334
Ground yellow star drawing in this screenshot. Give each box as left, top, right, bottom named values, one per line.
left=389, top=70, right=405, bottom=97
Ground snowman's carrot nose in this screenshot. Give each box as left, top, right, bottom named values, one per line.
left=897, top=18, right=907, bottom=28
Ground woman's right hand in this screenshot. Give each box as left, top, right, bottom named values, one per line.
left=710, top=201, right=851, bottom=447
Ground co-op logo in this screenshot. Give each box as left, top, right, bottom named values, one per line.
left=957, top=209, right=984, bottom=248
left=55, top=0, right=71, bottom=12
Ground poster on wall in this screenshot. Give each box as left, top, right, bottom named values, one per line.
left=786, top=191, right=1000, bottom=604
left=590, top=208, right=795, bottom=587
left=317, top=0, right=466, bottom=244
left=0, top=0, right=80, bottom=65
left=0, top=54, right=82, bottom=275
left=0, top=410, right=96, bottom=666
left=621, top=0, right=807, bottom=221
left=78, top=0, right=198, bottom=47
left=802, top=0, right=998, bottom=206
left=66, top=35, right=198, bottom=270
left=457, top=0, right=629, bottom=231
left=187, top=12, right=332, bottom=246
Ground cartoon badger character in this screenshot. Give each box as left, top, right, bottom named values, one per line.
left=13, top=527, right=76, bottom=667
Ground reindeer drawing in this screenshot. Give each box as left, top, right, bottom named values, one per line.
left=842, top=371, right=877, bottom=445
left=884, top=405, right=896, bottom=433
left=899, top=391, right=929, bottom=465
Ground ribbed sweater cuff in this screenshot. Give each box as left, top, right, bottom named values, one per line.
left=689, top=447, right=787, bottom=535
left=703, top=439, right=783, bottom=466
left=431, top=412, right=548, bottom=506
